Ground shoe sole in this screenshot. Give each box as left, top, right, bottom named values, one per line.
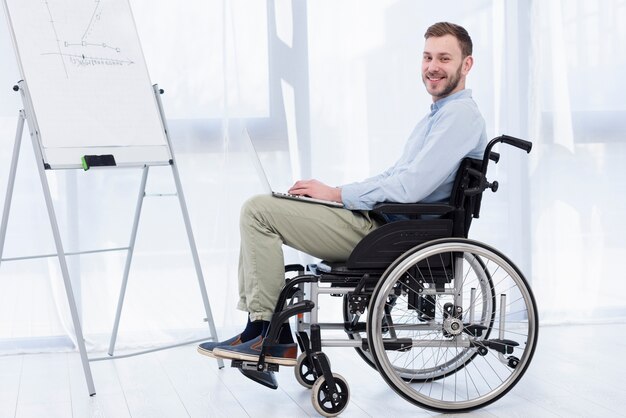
left=196, top=346, right=217, bottom=358
left=212, top=348, right=296, bottom=366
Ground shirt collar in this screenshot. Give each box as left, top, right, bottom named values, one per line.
left=430, top=89, right=472, bottom=113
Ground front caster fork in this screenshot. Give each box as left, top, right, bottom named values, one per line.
left=296, top=324, right=338, bottom=396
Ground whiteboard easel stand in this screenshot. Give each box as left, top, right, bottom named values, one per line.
left=0, top=81, right=223, bottom=397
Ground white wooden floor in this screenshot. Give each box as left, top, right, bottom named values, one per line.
left=1, top=323, right=625, bottom=418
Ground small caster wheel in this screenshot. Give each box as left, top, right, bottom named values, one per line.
left=507, top=355, right=520, bottom=369
left=311, top=373, right=350, bottom=417
left=295, top=353, right=317, bottom=388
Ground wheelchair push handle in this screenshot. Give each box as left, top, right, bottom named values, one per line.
left=485, top=135, right=532, bottom=163
left=482, top=134, right=533, bottom=171
left=500, top=135, right=533, bottom=153
left=466, top=134, right=532, bottom=197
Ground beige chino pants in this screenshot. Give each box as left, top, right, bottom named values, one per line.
left=237, top=194, right=381, bottom=321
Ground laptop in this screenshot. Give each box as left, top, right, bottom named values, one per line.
left=243, top=129, right=344, bottom=208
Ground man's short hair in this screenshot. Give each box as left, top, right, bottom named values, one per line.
left=424, top=22, right=473, bottom=57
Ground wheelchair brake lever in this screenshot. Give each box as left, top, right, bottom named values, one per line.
left=465, top=180, right=498, bottom=196
left=465, top=167, right=499, bottom=196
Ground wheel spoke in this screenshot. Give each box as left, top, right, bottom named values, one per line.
left=367, top=239, right=538, bottom=411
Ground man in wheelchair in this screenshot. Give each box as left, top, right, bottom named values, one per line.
left=198, top=21, right=537, bottom=416
left=198, top=20, right=486, bottom=361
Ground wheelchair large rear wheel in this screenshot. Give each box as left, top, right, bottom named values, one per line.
left=343, top=252, right=495, bottom=376
left=366, top=238, right=538, bottom=412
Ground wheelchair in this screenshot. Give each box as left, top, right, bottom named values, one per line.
left=230, top=135, right=538, bottom=416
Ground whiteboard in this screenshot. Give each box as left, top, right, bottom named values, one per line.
left=2, top=0, right=171, bottom=168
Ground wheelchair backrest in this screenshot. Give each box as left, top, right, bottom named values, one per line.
left=343, top=135, right=531, bottom=270
left=447, top=157, right=485, bottom=238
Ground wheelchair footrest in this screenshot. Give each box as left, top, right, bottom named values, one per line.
left=231, top=359, right=280, bottom=372
left=237, top=367, right=279, bottom=390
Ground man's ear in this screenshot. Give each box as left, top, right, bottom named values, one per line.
left=462, top=55, right=474, bottom=75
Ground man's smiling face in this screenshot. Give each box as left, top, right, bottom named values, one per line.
left=422, top=34, right=472, bottom=101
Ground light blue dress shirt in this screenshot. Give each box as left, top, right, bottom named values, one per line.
left=340, top=89, right=487, bottom=211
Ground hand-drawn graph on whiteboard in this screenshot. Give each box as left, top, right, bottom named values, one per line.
left=42, top=0, right=135, bottom=76
left=3, top=0, right=171, bottom=168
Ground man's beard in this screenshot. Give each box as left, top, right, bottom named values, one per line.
left=424, top=63, right=463, bottom=99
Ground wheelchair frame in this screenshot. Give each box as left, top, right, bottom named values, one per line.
left=231, top=135, right=538, bottom=417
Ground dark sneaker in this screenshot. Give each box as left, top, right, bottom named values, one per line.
left=212, top=335, right=297, bottom=366
left=197, top=334, right=242, bottom=358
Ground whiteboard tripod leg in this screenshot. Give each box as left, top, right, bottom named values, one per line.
left=0, top=111, right=25, bottom=268
left=170, top=159, right=224, bottom=369
left=28, top=116, right=96, bottom=396
left=152, top=83, right=223, bottom=368
left=108, top=165, right=149, bottom=356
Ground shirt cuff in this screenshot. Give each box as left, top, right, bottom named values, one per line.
left=340, top=183, right=373, bottom=210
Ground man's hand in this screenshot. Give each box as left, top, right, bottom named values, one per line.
left=288, top=179, right=342, bottom=203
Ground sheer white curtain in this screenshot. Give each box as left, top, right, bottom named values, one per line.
left=529, top=0, right=626, bottom=323
left=2, top=0, right=624, bottom=355
left=0, top=0, right=271, bottom=353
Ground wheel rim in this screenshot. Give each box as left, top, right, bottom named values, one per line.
left=367, top=239, right=538, bottom=412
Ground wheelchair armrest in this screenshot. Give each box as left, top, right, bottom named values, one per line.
left=371, top=202, right=455, bottom=216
